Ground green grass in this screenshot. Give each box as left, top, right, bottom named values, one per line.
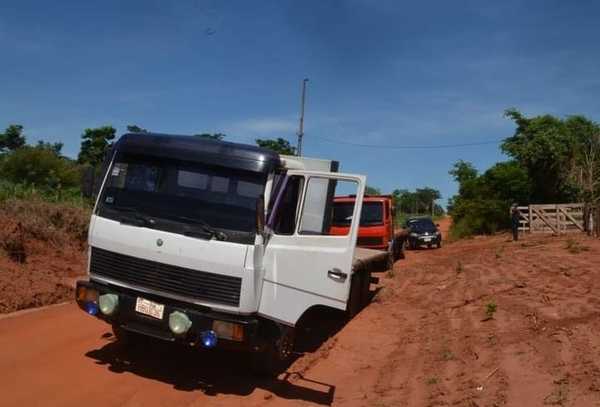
left=0, top=179, right=91, bottom=207
left=485, top=301, right=497, bottom=318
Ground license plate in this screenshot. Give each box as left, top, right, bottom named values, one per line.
left=135, top=297, right=165, bottom=320
left=423, top=237, right=432, bottom=242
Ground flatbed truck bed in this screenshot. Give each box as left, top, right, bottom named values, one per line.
left=353, top=247, right=389, bottom=272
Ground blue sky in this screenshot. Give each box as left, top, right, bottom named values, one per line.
left=2, top=0, right=600, bottom=205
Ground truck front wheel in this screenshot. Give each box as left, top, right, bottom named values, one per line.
left=251, top=326, right=295, bottom=377
left=112, top=324, right=143, bottom=347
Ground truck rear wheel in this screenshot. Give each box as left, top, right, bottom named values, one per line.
left=393, top=239, right=405, bottom=260
left=361, top=270, right=371, bottom=307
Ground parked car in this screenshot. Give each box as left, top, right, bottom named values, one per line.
left=405, top=217, right=441, bottom=249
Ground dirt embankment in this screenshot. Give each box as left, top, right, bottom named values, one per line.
left=0, top=199, right=88, bottom=313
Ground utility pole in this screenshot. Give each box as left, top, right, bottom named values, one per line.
left=297, top=78, right=309, bottom=156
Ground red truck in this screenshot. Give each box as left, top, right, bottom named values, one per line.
left=330, top=195, right=406, bottom=267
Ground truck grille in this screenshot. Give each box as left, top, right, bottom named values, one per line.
left=90, top=247, right=242, bottom=307
left=357, top=236, right=384, bottom=246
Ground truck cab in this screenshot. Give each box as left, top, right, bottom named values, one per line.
left=76, top=133, right=378, bottom=374
left=330, top=195, right=405, bottom=265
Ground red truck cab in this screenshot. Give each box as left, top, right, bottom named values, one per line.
left=330, top=195, right=405, bottom=264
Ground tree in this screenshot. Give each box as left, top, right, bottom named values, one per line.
left=365, top=185, right=381, bottom=195
left=502, top=108, right=579, bottom=203
left=36, top=140, right=64, bottom=155
left=78, top=126, right=116, bottom=167
left=449, top=160, right=477, bottom=188
left=0, top=124, right=26, bottom=152
left=126, top=125, right=149, bottom=133
left=565, top=116, right=600, bottom=205
left=256, top=138, right=296, bottom=155
left=392, top=187, right=442, bottom=215
left=194, top=133, right=226, bottom=141
left=415, top=187, right=442, bottom=214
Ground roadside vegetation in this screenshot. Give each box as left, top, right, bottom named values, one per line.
left=448, top=109, right=600, bottom=238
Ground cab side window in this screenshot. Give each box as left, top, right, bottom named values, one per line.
left=272, top=176, right=303, bottom=235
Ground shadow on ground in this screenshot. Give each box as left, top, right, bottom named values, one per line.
left=85, top=306, right=360, bottom=405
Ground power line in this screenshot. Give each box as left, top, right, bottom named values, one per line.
left=310, top=134, right=504, bottom=150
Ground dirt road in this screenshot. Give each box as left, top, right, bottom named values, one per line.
left=3, top=220, right=600, bottom=406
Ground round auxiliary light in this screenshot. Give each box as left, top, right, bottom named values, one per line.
left=85, top=301, right=99, bottom=316
left=200, top=330, right=218, bottom=348
left=99, top=294, right=119, bottom=316
left=169, top=311, right=192, bottom=335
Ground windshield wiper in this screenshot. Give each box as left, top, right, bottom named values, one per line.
left=162, top=215, right=229, bottom=241
left=108, top=205, right=155, bottom=228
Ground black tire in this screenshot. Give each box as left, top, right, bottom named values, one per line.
left=112, top=324, right=142, bottom=347
left=360, top=270, right=371, bottom=307
left=251, top=327, right=295, bottom=377
left=347, top=273, right=363, bottom=318
left=386, top=252, right=394, bottom=270
left=396, top=240, right=405, bottom=259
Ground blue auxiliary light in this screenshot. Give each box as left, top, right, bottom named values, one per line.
left=200, top=330, right=218, bottom=348
left=85, top=301, right=99, bottom=316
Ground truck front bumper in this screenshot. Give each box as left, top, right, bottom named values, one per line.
left=76, top=279, right=262, bottom=351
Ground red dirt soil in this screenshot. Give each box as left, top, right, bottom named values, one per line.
left=3, top=218, right=600, bottom=406
left=0, top=220, right=86, bottom=313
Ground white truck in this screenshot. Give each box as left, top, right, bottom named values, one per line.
left=76, top=132, right=387, bottom=374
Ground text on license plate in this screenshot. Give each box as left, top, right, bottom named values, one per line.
left=423, top=237, right=432, bottom=242
left=135, top=297, right=165, bottom=320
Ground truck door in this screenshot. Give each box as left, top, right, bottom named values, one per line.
left=259, top=170, right=365, bottom=326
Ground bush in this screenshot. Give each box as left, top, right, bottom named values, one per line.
left=448, top=160, right=531, bottom=238
left=0, top=145, right=80, bottom=190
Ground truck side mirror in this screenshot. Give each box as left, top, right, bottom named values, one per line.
left=81, top=166, right=96, bottom=199
left=256, top=194, right=265, bottom=236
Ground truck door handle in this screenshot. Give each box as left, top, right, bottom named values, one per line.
left=327, top=269, right=347, bottom=281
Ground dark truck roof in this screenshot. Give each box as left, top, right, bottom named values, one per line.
left=114, top=132, right=281, bottom=173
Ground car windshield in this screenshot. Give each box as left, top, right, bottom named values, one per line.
left=407, top=218, right=436, bottom=231
left=97, top=152, right=266, bottom=239
left=332, top=201, right=383, bottom=226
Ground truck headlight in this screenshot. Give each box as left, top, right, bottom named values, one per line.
left=410, top=233, right=418, bottom=237
left=212, top=320, right=244, bottom=342
left=99, top=293, right=119, bottom=316
left=169, top=311, right=192, bottom=335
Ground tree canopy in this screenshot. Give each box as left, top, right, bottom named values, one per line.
left=126, top=125, right=149, bottom=133
left=365, top=185, right=381, bottom=195
left=392, top=187, right=443, bottom=215
left=255, top=138, right=296, bottom=155
left=501, top=108, right=600, bottom=203
left=194, top=133, right=226, bottom=141
left=0, top=125, right=26, bottom=153
left=77, top=126, right=116, bottom=167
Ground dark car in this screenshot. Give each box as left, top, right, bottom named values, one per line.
left=405, top=217, right=441, bottom=249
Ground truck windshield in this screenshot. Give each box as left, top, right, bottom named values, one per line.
left=332, top=201, right=383, bottom=226
left=96, top=153, right=266, bottom=242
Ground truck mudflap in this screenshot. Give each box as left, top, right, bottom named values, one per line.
left=75, top=280, right=264, bottom=351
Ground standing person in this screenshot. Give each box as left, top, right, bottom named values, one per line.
left=511, top=203, right=520, bottom=241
